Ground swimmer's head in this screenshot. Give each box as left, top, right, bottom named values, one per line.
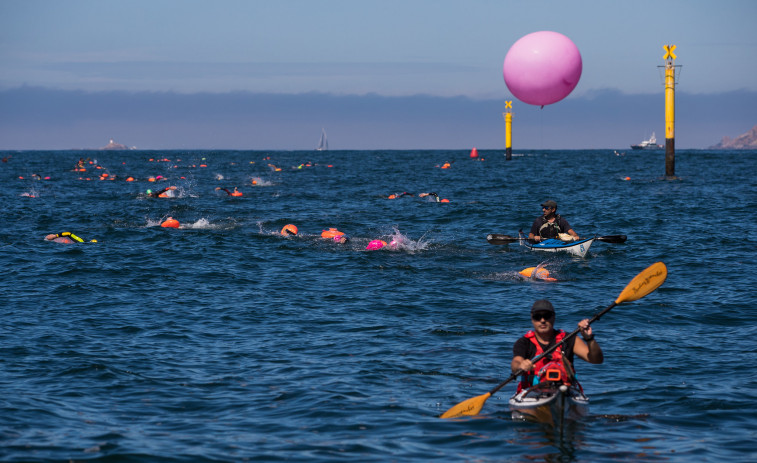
left=146, top=189, right=152, bottom=195
left=333, top=234, right=349, bottom=243
left=281, top=224, right=298, bottom=236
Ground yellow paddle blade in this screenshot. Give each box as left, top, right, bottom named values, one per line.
left=440, top=392, right=491, bottom=419
left=615, top=262, right=667, bottom=304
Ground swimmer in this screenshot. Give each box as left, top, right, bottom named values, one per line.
left=332, top=234, right=350, bottom=244
left=321, top=228, right=349, bottom=243
left=147, top=186, right=177, bottom=198
left=419, top=192, right=440, bottom=202
left=216, top=187, right=243, bottom=196
left=387, top=192, right=413, bottom=199
left=281, top=224, right=298, bottom=236
left=45, top=232, right=97, bottom=244
left=519, top=266, right=557, bottom=282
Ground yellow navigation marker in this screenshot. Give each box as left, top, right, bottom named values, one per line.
left=663, top=44, right=677, bottom=60
left=505, top=100, right=512, bottom=109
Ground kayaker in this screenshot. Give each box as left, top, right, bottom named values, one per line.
left=528, top=200, right=579, bottom=242
left=511, top=299, right=603, bottom=391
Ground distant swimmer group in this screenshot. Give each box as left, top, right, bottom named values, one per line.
left=387, top=191, right=450, bottom=202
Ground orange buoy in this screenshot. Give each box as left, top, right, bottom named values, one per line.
left=281, top=224, right=298, bottom=236
left=623, top=176, right=631, bottom=181
left=161, top=217, right=180, bottom=228
left=441, top=162, right=451, bottom=169
left=440, top=198, right=450, bottom=203
left=321, top=228, right=344, bottom=239
left=470, top=147, right=478, bottom=158
left=519, top=267, right=557, bottom=282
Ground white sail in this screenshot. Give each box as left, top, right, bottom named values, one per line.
left=316, top=128, right=328, bottom=151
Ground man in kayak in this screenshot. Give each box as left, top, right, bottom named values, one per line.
left=528, top=200, right=579, bottom=242
left=511, top=300, right=602, bottom=390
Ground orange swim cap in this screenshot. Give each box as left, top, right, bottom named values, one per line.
left=161, top=217, right=180, bottom=228
left=281, top=224, right=298, bottom=236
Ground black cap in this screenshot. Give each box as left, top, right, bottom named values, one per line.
left=531, top=299, right=555, bottom=315
left=541, top=200, right=557, bottom=209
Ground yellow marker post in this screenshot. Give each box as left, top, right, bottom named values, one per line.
left=503, top=100, right=513, bottom=161
left=662, top=45, right=679, bottom=177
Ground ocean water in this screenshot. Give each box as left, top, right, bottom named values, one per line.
left=1, top=148, right=756, bottom=462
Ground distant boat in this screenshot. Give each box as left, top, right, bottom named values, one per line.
left=630, top=132, right=663, bottom=150
left=316, top=129, right=328, bottom=151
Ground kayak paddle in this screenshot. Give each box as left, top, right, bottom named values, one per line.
left=440, top=261, right=667, bottom=419
left=486, top=233, right=627, bottom=245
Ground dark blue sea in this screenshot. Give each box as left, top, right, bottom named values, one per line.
left=2, top=149, right=756, bottom=462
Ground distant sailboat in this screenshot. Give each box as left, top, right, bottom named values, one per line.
left=316, top=128, right=328, bottom=151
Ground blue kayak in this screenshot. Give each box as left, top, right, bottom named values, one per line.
left=524, top=236, right=595, bottom=258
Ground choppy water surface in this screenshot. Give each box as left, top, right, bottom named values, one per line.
left=2, top=149, right=756, bottom=462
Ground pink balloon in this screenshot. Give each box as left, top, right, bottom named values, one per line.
left=503, top=31, right=582, bottom=106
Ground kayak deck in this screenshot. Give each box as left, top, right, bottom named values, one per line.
left=524, top=237, right=595, bottom=258
left=509, top=384, right=589, bottom=424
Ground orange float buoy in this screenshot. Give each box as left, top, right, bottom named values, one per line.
left=440, top=198, right=450, bottom=203
left=321, top=228, right=344, bottom=239
left=161, top=217, right=180, bottom=228
left=441, top=162, right=451, bottom=169
left=281, top=224, right=298, bottom=236
left=470, top=147, right=478, bottom=158
left=623, top=176, right=631, bottom=181
left=519, top=267, right=557, bottom=282
left=366, top=240, right=387, bottom=250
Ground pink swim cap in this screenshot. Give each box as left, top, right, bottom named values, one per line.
left=366, top=239, right=386, bottom=250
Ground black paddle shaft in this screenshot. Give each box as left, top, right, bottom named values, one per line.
left=487, top=302, right=618, bottom=396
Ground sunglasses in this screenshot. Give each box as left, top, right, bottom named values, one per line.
left=532, top=312, right=554, bottom=321
left=542, top=206, right=553, bottom=210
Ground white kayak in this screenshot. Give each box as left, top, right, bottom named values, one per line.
left=524, top=236, right=595, bottom=258
left=509, top=384, right=589, bottom=425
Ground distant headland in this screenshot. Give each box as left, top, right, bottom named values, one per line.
left=709, top=125, right=757, bottom=149
left=97, top=139, right=134, bottom=150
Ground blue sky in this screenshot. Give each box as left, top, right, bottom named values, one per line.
left=1, top=0, right=756, bottom=149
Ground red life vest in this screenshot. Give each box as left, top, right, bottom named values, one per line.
left=517, top=330, right=567, bottom=392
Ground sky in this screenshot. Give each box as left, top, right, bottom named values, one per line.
left=1, top=0, right=756, bottom=150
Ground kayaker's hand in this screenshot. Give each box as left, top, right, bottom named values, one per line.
left=578, top=319, right=593, bottom=340
left=533, top=236, right=541, bottom=242
left=519, top=359, right=534, bottom=372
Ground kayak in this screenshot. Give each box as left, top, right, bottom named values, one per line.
left=524, top=236, right=595, bottom=258
left=509, top=383, right=589, bottom=425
